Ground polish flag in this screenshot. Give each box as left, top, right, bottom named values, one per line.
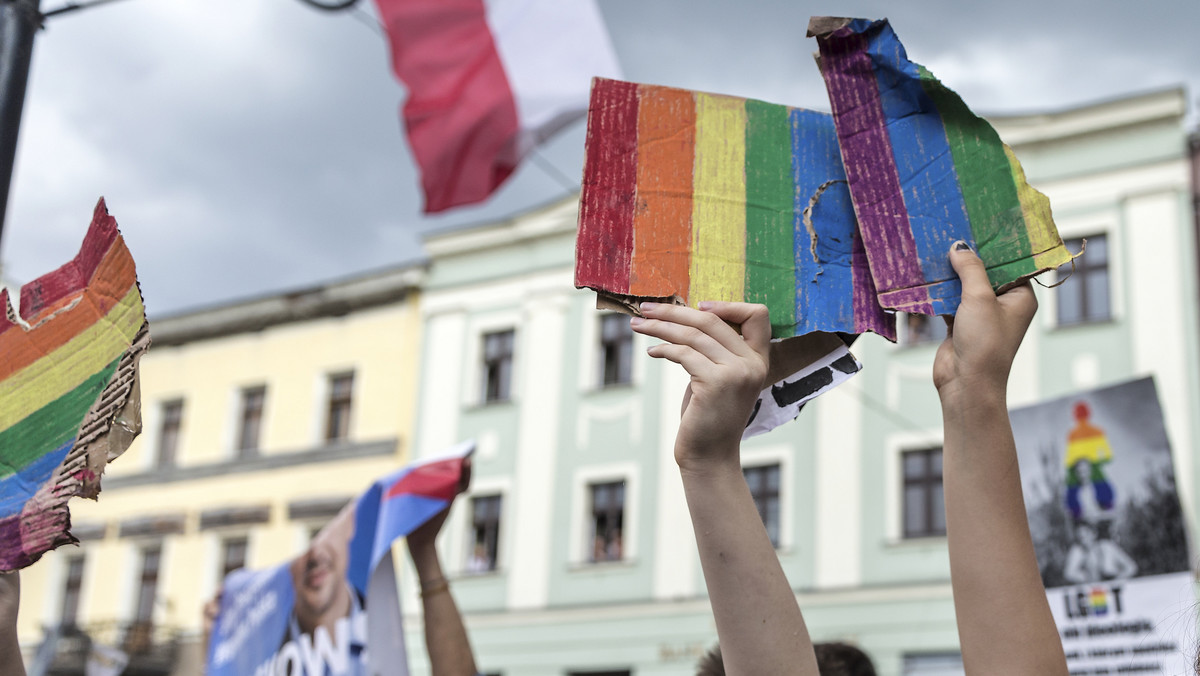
left=372, top=0, right=622, bottom=213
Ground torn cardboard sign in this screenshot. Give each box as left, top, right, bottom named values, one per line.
left=809, top=17, right=1074, bottom=315
left=575, top=78, right=896, bottom=341
left=0, top=198, right=150, bottom=572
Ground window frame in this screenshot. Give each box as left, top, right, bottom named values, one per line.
left=60, top=553, right=86, bottom=629
left=1055, top=233, right=1112, bottom=327
left=157, top=399, right=184, bottom=469
left=236, top=386, right=266, bottom=457
left=324, top=372, right=354, bottom=442
left=598, top=313, right=634, bottom=387
left=901, top=446, right=946, bottom=540
left=218, top=535, right=249, bottom=583
left=133, top=544, right=163, bottom=625
left=570, top=463, right=639, bottom=567
left=588, top=480, right=626, bottom=563
left=481, top=329, right=516, bottom=403
left=743, top=463, right=782, bottom=548
left=467, top=494, right=503, bottom=573
left=901, top=312, right=948, bottom=347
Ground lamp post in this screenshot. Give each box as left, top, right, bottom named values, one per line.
left=0, top=0, right=41, bottom=248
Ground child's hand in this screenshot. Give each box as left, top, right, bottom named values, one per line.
left=631, top=301, right=771, bottom=473
left=933, top=242, right=1038, bottom=401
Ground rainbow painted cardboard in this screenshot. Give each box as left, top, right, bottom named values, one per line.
left=809, top=17, right=1073, bottom=315
left=0, top=199, right=150, bottom=571
left=576, top=17, right=1072, bottom=330
left=576, top=79, right=896, bottom=340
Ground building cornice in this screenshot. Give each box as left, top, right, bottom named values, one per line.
left=149, top=265, right=426, bottom=347
left=104, top=438, right=398, bottom=489
left=990, top=87, right=1187, bottom=146
left=423, top=196, right=578, bottom=260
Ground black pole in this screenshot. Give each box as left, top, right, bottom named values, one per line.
left=0, top=0, right=41, bottom=250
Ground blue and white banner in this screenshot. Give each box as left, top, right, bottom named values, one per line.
left=206, top=441, right=474, bottom=676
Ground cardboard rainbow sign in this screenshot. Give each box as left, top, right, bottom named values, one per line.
left=0, top=199, right=150, bottom=571
left=810, top=17, right=1073, bottom=315
left=576, top=79, right=895, bottom=340
left=576, top=17, right=1074, bottom=336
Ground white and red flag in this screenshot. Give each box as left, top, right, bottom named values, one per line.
left=372, top=0, right=622, bottom=213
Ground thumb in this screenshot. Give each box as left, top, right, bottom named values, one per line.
left=949, top=241, right=991, bottom=296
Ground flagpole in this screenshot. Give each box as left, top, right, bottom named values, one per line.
left=0, top=0, right=42, bottom=250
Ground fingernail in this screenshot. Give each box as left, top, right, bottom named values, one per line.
left=697, top=301, right=712, bottom=310
left=640, top=302, right=658, bottom=312
left=630, top=316, right=644, bottom=327
left=953, top=240, right=971, bottom=252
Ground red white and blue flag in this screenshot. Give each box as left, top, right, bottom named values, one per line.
left=371, top=0, right=622, bottom=212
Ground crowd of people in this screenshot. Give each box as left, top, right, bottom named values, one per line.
left=0, top=243, right=1067, bottom=675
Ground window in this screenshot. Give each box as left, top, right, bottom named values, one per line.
left=902, top=652, right=965, bottom=675
left=157, top=400, right=183, bottom=468
left=744, top=464, right=782, bottom=548
left=903, top=313, right=947, bottom=346
left=466, top=495, right=502, bottom=573
left=1057, top=234, right=1110, bottom=325
left=599, top=313, right=633, bottom=386
left=237, top=386, right=266, bottom=456
left=482, top=330, right=515, bottom=402
left=325, top=373, right=354, bottom=442
left=589, top=481, right=625, bottom=562
left=60, top=555, right=85, bottom=628
left=134, top=545, right=162, bottom=624
left=220, top=536, right=248, bottom=581
left=903, top=447, right=945, bottom=538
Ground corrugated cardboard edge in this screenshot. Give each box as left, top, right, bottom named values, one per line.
left=806, top=16, right=855, bottom=37
left=0, top=320, right=150, bottom=572
left=591, top=289, right=684, bottom=317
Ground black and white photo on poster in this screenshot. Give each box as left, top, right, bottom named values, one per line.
left=1010, top=376, right=1195, bottom=675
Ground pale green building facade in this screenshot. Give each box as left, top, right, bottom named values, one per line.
left=404, top=87, right=1199, bottom=676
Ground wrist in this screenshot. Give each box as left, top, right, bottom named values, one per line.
left=409, top=544, right=442, bottom=579
left=677, top=455, right=745, bottom=485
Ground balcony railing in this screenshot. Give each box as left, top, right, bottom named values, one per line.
left=44, top=620, right=180, bottom=676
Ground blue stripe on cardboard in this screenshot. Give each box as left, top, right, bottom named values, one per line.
left=791, top=108, right=857, bottom=334
left=0, top=438, right=73, bottom=519
left=865, top=21, right=972, bottom=306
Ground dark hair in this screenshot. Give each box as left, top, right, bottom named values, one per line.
left=695, top=641, right=876, bottom=676
left=814, top=641, right=877, bottom=676
left=695, top=644, right=725, bottom=676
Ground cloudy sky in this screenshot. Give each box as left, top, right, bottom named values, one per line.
left=3, top=0, right=1197, bottom=317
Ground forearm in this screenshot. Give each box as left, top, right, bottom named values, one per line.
left=0, top=633, right=23, bottom=676
left=0, top=572, right=24, bottom=676
left=940, top=387, right=1066, bottom=675
left=680, top=459, right=818, bottom=676
left=410, top=545, right=478, bottom=676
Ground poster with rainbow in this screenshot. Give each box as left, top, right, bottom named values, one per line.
left=0, top=199, right=150, bottom=571
left=811, top=17, right=1074, bottom=315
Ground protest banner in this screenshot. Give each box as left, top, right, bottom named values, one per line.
left=205, top=441, right=473, bottom=676
left=1010, top=378, right=1195, bottom=674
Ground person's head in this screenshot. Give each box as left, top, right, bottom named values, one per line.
left=813, top=642, right=877, bottom=676
left=695, top=641, right=877, bottom=676
left=1074, top=520, right=1098, bottom=547
left=289, top=502, right=356, bottom=634
left=1073, top=401, right=1091, bottom=422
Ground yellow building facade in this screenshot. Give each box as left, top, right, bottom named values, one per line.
left=16, top=264, right=425, bottom=674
